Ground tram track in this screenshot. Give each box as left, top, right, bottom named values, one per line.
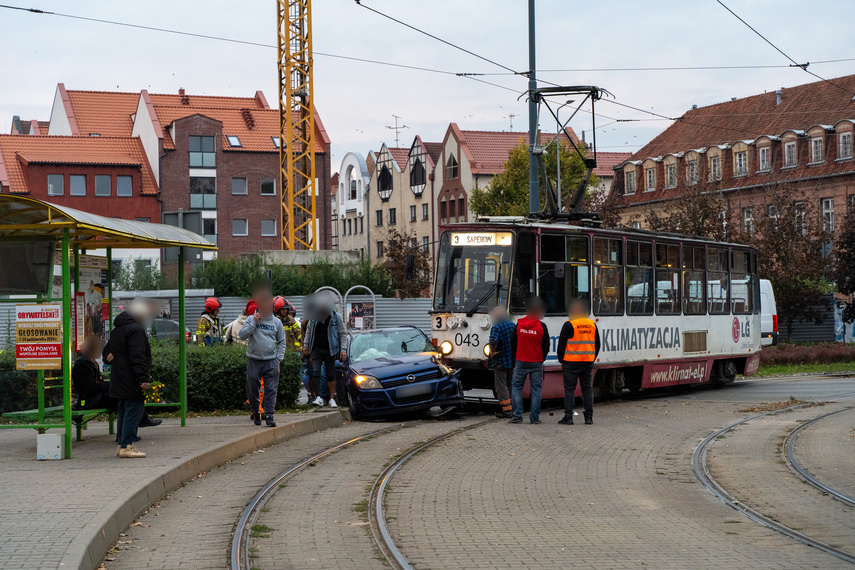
left=693, top=404, right=855, bottom=565
left=783, top=406, right=855, bottom=508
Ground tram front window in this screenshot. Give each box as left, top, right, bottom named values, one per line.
left=434, top=231, right=512, bottom=313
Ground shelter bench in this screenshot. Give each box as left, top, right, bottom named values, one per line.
left=2, top=406, right=114, bottom=441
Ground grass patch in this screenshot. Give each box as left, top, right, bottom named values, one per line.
left=757, top=362, right=855, bottom=377
left=353, top=500, right=369, bottom=522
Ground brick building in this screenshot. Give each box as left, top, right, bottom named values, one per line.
left=46, top=83, right=332, bottom=263
left=612, top=74, right=855, bottom=235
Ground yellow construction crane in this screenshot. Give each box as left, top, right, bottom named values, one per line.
left=278, top=0, right=317, bottom=250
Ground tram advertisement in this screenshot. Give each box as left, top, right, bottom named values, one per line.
left=15, top=303, right=62, bottom=370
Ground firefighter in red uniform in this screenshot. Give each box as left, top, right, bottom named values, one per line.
left=557, top=298, right=600, bottom=425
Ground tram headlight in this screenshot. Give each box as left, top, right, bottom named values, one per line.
left=483, top=344, right=491, bottom=357
left=354, top=375, right=382, bottom=390
left=439, top=341, right=454, bottom=355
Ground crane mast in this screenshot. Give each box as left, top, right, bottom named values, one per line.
left=278, top=0, right=317, bottom=250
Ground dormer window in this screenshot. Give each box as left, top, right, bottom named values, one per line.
left=665, top=164, right=677, bottom=189
left=687, top=160, right=698, bottom=185
left=645, top=168, right=656, bottom=192
left=378, top=165, right=393, bottom=200
left=272, top=136, right=281, bottom=149
left=840, top=132, right=853, bottom=159
left=759, top=147, right=771, bottom=171
left=227, top=135, right=242, bottom=148
left=709, top=156, right=721, bottom=181
left=446, top=154, right=459, bottom=179
left=784, top=141, right=797, bottom=167
left=810, top=137, right=824, bottom=163
left=625, top=171, right=636, bottom=195
left=735, top=151, right=747, bottom=176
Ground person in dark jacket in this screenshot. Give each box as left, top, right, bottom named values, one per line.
left=509, top=297, right=550, bottom=425
left=556, top=298, right=600, bottom=425
left=103, top=299, right=153, bottom=458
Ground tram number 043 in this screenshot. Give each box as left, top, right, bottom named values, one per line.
left=454, top=333, right=479, bottom=347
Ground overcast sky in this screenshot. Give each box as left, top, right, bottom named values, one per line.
left=2, top=1, right=854, bottom=170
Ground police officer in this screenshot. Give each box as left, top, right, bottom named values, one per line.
left=556, top=298, right=600, bottom=425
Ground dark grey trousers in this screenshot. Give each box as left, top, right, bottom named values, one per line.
left=493, top=365, right=513, bottom=413
left=562, top=362, right=594, bottom=419
left=247, top=358, right=280, bottom=416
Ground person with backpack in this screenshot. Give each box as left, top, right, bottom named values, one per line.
left=196, top=297, right=222, bottom=346
left=557, top=298, right=600, bottom=425
left=509, top=297, right=550, bottom=425
left=240, top=286, right=286, bottom=427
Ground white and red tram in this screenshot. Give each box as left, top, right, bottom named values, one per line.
left=431, top=217, right=761, bottom=400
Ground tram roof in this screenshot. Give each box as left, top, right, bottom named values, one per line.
left=447, top=216, right=755, bottom=249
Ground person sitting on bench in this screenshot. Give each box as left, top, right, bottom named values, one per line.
left=72, top=335, right=162, bottom=428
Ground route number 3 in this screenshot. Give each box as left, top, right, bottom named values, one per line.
left=454, top=333, right=479, bottom=347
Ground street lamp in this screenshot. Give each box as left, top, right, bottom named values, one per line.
left=556, top=100, right=574, bottom=211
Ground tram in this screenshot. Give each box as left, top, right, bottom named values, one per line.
left=430, top=217, right=762, bottom=400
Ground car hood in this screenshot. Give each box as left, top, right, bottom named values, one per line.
left=350, top=353, right=439, bottom=378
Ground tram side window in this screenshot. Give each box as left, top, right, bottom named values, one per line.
left=655, top=243, right=681, bottom=315
left=731, top=250, right=754, bottom=314
left=511, top=232, right=537, bottom=313
left=593, top=237, right=624, bottom=315
left=682, top=246, right=706, bottom=315
left=707, top=247, right=729, bottom=315
left=539, top=234, right=589, bottom=315
left=626, top=240, right=653, bottom=315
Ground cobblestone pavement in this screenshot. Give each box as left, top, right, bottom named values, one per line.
left=382, top=391, right=854, bottom=569
left=706, top=403, right=855, bottom=556
left=793, top=406, right=855, bottom=498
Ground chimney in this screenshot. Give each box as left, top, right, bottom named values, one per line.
left=731, top=97, right=737, bottom=101
left=179, top=88, right=185, bottom=96
left=776, top=89, right=782, bottom=105
left=691, top=104, right=698, bottom=110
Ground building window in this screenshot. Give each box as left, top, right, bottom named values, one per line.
left=422, top=236, right=429, bottom=252
left=261, top=178, right=275, bottom=195
left=440, top=200, right=448, bottom=220
left=48, top=174, right=64, bottom=196
left=449, top=199, right=456, bottom=219
left=232, top=177, right=247, bottom=195
left=388, top=208, right=397, bottom=226
left=767, top=204, right=778, bottom=222
left=645, top=168, right=655, bottom=191
left=822, top=198, right=835, bottom=232
left=631, top=221, right=641, bottom=229
left=232, top=219, right=248, bottom=236
left=135, top=217, right=151, bottom=223
left=625, top=171, right=636, bottom=194
left=226, top=135, right=242, bottom=148
left=458, top=197, right=465, bottom=219
left=376, top=209, right=383, bottom=227
left=410, top=158, right=426, bottom=190
left=189, top=135, right=216, bottom=168
left=190, top=177, right=216, bottom=209
left=759, top=147, right=770, bottom=171
left=687, top=160, right=698, bottom=185
left=203, top=219, right=217, bottom=245
left=795, top=201, right=806, bottom=235
left=359, top=217, right=363, bottom=234
left=272, top=136, right=281, bottom=149
left=742, top=208, right=754, bottom=235
left=378, top=165, right=393, bottom=200
left=70, top=175, right=86, bottom=196
left=665, top=164, right=676, bottom=188
left=811, top=137, right=824, bottom=163
left=116, top=175, right=133, bottom=197
left=376, top=240, right=384, bottom=258
left=95, top=175, right=111, bottom=196
left=840, top=132, right=852, bottom=159
left=410, top=205, right=417, bottom=222
left=850, top=194, right=855, bottom=212
left=709, top=157, right=721, bottom=181
left=784, top=141, right=797, bottom=167
left=422, top=203, right=429, bottom=220
left=735, top=151, right=747, bottom=175
left=261, top=219, right=277, bottom=236
left=350, top=179, right=357, bottom=200
left=446, top=155, right=459, bottom=179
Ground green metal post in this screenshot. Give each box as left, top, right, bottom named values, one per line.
left=62, top=230, right=72, bottom=459
left=178, top=247, right=186, bottom=426
left=36, top=293, right=45, bottom=427
left=106, top=248, right=113, bottom=334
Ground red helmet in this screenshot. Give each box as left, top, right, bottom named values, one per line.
left=273, top=295, right=287, bottom=313
left=204, top=297, right=221, bottom=313
left=285, top=300, right=296, bottom=315
left=245, top=300, right=257, bottom=316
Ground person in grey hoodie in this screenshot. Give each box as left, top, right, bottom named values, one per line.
left=240, top=286, right=286, bottom=427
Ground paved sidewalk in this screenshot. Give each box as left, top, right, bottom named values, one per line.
left=0, top=410, right=343, bottom=570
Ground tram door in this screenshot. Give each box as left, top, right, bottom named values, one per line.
left=539, top=234, right=590, bottom=316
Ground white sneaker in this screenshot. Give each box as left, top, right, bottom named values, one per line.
left=313, top=396, right=324, bottom=406
left=329, top=398, right=337, bottom=408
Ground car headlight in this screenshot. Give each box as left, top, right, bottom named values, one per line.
left=354, top=375, right=382, bottom=390
left=483, top=344, right=491, bottom=357
left=439, top=341, right=453, bottom=355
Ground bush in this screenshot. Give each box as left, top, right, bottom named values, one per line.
left=759, top=342, right=855, bottom=367
left=150, top=343, right=302, bottom=411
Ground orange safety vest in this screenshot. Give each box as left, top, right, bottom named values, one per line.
left=562, top=317, right=597, bottom=363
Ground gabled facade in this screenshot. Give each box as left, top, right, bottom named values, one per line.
left=367, top=144, right=407, bottom=263
left=336, top=152, right=371, bottom=258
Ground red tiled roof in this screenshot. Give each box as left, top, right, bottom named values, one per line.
left=458, top=128, right=579, bottom=174
left=422, top=141, right=443, bottom=166
left=148, top=92, right=266, bottom=110
left=0, top=135, right=158, bottom=195
left=593, top=152, right=631, bottom=177
left=629, top=74, right=855, bottom=161
left=65, top=90, right=140, bottom=137
left=330, top=172, right=339, bottom=196
left=386, top=147, right=409, bottom=170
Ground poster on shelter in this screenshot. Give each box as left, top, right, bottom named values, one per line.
left=52, top=254, right=109, bottom=338
left=348, top=302, right=375, bottom=331
left=15, top=303, right=62, bottom=370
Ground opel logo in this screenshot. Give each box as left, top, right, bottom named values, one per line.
left=406, top=374, right=416, bottom=383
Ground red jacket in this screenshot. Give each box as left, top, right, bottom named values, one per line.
left=512, top=316, right=550, bottom=364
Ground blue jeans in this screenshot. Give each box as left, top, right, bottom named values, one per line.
left=302, top=361, right=330, bottom=400
left=116, top=399, right=145, bottom=448
left=511, top=361, right=543, bottom=423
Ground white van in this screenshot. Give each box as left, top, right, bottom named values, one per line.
left=760, top=279, right=778, bottom=346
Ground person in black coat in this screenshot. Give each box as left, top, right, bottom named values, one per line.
left=103, top=299, right=153, bottom=458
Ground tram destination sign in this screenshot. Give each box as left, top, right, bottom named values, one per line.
left=15, top=303, right=62, bottom=370
left=451, top=232, right=513, bottom=246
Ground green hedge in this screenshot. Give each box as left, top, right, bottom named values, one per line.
left=0, top=344, right=302, bottom=415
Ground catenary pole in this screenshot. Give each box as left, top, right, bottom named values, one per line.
left=527, top=0, right=539, bottom=214
left=178, top=247, right=186, bottom=426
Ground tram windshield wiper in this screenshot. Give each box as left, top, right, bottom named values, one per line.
left=465, top=282, right=499, bottom=317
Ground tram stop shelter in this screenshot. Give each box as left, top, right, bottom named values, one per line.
left=0, top=195, right=216, bottom=458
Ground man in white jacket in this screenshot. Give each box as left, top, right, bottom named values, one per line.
left=239, top=288, right=286, bottom=427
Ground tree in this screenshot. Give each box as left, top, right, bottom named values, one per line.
left=469, top=140, right=597, bottom=216
left=835, top=204, right=855, bottom=323
left=383, top=228, right=431, bottom=298
left=643, top=182, right=729, bottom=241
left=115, top=258, right=173, bottom=291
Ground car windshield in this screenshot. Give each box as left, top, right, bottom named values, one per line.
left=433, top=231, right=512, bottom=313
left=350, top=328, right=434, bottom=363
